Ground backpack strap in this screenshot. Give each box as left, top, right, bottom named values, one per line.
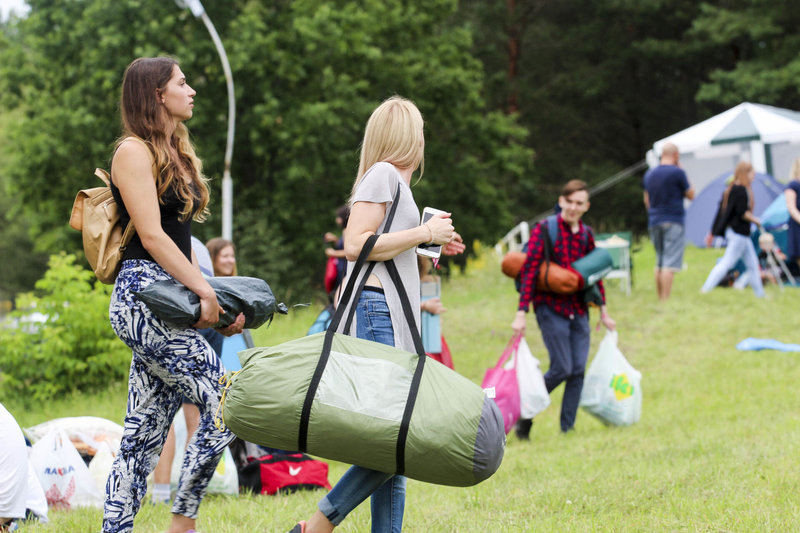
left=540, top=215, right=559, bottom=265
left=546, top=214, right=559, bottom=250
left=545, top=214, right=591, bottom=257
left=94, top=168, right=136, bottom=248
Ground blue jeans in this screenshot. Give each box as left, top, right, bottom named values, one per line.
left=701, top=228, right=764, bottom=297
left=318, top=290, right=407, bottom=533
left=535, top=305, right=591, bottom=432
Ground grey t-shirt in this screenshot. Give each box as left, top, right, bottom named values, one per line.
left=336, top=162, right=422, bottom=353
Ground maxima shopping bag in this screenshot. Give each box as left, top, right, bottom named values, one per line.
left=579, top=330, right=642, bottom=426
left=219, top=188, right=504, bottom=487
left=29, top=430, right=104, bottom=509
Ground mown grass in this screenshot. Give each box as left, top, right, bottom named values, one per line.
left=8, top=240, right=800, bottom=532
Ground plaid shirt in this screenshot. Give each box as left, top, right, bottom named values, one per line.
left=517, top=215, right=606, bottom=318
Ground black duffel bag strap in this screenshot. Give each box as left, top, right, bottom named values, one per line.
left=340, top=190, right=404, bottom=335
left=298, top=183, right=401, bottom=452
left=384, top=258, right=426, bottom=475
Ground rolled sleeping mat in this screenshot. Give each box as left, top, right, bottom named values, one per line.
left=571, top=247, right=613, bottom=287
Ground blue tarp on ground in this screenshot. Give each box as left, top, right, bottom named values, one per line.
left=685, top=171, right=783, bottom=248
left=736, top=338, right=800, bottom=352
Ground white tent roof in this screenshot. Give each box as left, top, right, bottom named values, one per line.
left=652, top=102, right=800, bottom=156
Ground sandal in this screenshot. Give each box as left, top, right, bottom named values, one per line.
left=287, top=521, right=306, bottom=533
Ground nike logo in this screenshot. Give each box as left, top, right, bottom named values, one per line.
left=289, top=466, right=302, bottom=476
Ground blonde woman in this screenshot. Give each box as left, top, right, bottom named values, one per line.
left=784, top=157, right=800, bottom=265
left=289, top=97, right=457, bottom=533
left=700, top=161, right=764, bottom=297
left=104, top=57, right=244, bottom=533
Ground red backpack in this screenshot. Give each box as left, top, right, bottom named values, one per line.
left=238, top=452, right=332, bottom=496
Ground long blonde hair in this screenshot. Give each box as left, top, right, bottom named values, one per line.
left=349, top=96, right=424, bottom=203
left=117, top=57, right=209, bottom=222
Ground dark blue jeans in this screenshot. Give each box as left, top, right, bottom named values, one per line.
left=318, top=290, right=407, bottom=533
left=535, top=305, right=590, bottom=432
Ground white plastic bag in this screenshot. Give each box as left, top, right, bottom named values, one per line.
left=88, top=442, right=115, bottom=496
left=170, top=408, right=238, bottom=495
left=579, top=330, right=642, bottom=426
left=514, top=337, right=550, bottom=419
left=29, top=430, right=104, bottom=509
left=25, top=461, right=49, bottom=523
left=25, top=416, right=123, bottom=456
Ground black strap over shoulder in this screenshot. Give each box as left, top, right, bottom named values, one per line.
left=298, top=182, right=428, bottom=476
left=385, top=260, right=426, bottom=474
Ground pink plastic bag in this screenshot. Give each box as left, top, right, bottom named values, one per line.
left=481, top=335, right=522, bottom=434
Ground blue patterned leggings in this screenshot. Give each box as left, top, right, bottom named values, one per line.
left=102, top=260, right=234, bottom=533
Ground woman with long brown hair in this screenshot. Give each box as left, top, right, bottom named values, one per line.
left=206, top=237, right=237, bottom=277
left=103, top=56, right=243, bottom=533
left=701, top=161, right=764, bottom=296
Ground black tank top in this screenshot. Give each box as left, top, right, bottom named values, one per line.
left=109, top=141, right=195, bottom=262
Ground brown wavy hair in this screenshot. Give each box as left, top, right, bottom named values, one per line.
left=206, top=237, right=237, bottom=276
left=116, top=56, right=209, bottom=222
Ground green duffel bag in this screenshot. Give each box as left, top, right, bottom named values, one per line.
left=220, top=330, right=504, bottom=486
left=217, top=196, right=504, bottom=487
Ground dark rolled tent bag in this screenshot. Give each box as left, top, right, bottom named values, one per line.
left=217, top=190, right=505, bottom=487
left=134, top=276, right=288, bottom=329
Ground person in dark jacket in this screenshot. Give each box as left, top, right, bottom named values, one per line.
left=701, top=161, right=764, bottom=297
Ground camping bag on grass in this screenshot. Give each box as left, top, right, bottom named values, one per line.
left=238, top=452, right=331, bottom=496
left=219, top=188, right=504, bottom=487
left=579, top=330, right=642, bottom=426
left=134, top=276, right=288, bottom=329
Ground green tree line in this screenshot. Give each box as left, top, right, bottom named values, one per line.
left=2, top=0, right=799, bottom=301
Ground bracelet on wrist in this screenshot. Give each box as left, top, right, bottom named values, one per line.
left=424, top=223, right=434, bottom=245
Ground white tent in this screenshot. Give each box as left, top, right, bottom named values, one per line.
left=646, top=102, right=800, bottom=193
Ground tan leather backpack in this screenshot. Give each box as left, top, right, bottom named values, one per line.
left=69, top=168, right=135, bottom=284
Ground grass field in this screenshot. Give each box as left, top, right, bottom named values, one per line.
left=7, top=240, right=800, bottom=532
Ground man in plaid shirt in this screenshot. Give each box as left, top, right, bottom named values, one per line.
left=511, top=179, right=616, bottom=438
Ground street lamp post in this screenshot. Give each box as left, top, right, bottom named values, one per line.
left=175, top=0, right=235, bottom=241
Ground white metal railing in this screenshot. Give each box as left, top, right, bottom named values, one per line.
left=495, top=220, right=530, bottom=255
